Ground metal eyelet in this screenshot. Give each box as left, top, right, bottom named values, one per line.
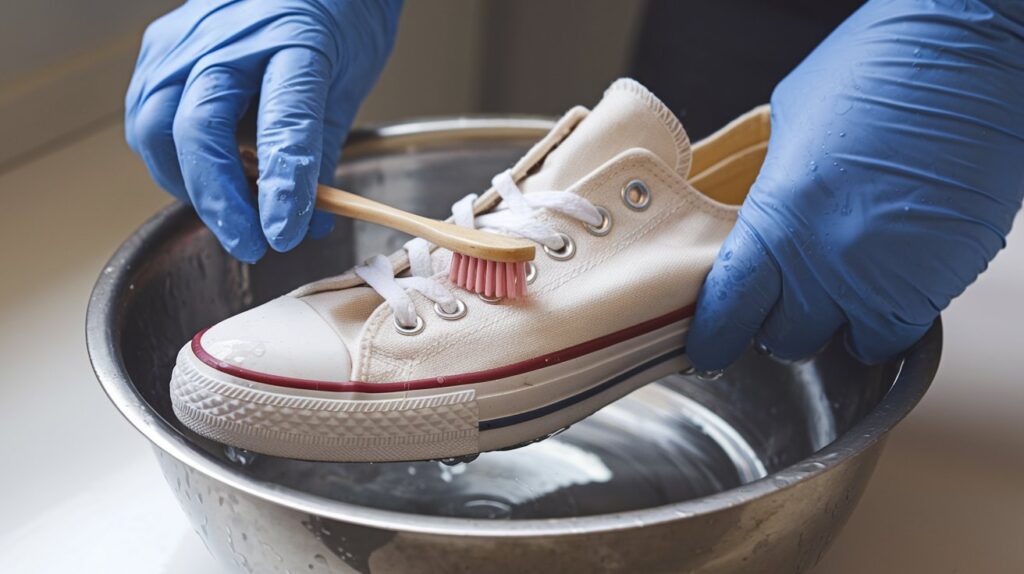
left=525, top=261, right=537, bottom=285
left=585, top=206, right=612, bottom=236
left=477, top=293, right=503, bottom=304
left=394, top=314, right=425, bottom=335
left=434, top=299, right=467, bottom=321
left=542, top=233, right=576, bottom=261
left=622, top=179, right=651, bottom=211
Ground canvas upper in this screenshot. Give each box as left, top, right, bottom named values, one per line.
left=197, top=79, right=769, bottom=385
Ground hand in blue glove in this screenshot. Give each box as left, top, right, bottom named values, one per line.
left=125, top=0, right=402, bottom=262
left=688, top=0, right=1024, bottom=371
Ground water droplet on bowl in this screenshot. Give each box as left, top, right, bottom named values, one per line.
left=224, top=446, right=259, bottom=466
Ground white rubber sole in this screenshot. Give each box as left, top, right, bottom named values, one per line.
left=170, top=318, right=690, bottom=462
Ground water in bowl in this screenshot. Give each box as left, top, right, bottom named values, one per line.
left=224, top=374, right=779, bottom=520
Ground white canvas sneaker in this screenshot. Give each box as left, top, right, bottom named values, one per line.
left=170, top=79, right=769, bottom=462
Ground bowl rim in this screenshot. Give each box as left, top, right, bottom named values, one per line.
left=86, top=116, right=941, bottom=538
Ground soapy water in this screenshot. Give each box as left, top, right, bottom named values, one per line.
left=225, top=374, right=778, bottom=520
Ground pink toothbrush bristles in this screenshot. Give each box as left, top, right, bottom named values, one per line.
left=449, top=253, right=528, bottom=299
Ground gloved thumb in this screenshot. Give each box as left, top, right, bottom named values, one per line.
left=687, top=216, right=781, bottom=373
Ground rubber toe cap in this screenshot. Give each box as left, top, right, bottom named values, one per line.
left=199, top=296, right=351, bottom=382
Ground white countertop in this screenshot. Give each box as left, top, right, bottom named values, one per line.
left=0, top=123, right=1021, bottom=573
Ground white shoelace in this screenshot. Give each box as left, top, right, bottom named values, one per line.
left=354, top=170, right=603, bottom=328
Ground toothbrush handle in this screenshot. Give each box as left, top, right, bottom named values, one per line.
left=315, top=185, right=535, bottom=263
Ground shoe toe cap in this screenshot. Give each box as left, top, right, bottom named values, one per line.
left=198, top=296, right=351, bottom=382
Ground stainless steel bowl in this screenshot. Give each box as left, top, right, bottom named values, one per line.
left=87, top=118, right=941, bottom=573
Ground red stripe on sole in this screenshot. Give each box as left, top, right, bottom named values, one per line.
left=192, top=303, right=695, bottom=393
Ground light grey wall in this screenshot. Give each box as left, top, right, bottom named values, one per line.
left=0, top=0, right=178, bottom=169
left=0, top=1, right=643, bottom=169
left=361, top=0, right=645, bottom=122
left=0, top=0, right=177, bottom=81
left=479, top=0, right=645, bottom=116
left=357, top=0, right=486, bottom=123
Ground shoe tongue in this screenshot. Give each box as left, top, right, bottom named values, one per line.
left=521, top=78, right=691, bottom=194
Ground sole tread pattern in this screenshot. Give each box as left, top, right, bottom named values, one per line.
left=170, top=350, right=479, bottom=461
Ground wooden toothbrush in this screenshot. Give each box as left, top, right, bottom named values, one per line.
left=315, top=184, right=535, bottom=298
left=239, top=144, right=535, bottom=298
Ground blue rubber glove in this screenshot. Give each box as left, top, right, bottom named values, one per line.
left=688, top=0, right=1024, bottom=371
left=125, top=0, right=402, bottom=262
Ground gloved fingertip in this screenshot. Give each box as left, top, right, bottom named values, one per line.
left=217, top=222, right=268, bottom=264
left=131, top=84, right=190, bottom=203
left=687, top=220, right=781, bottom=372
left=687, top=317, right=751, bottom=372
left=264, top=221, right=307, bottom=253
left=231, top=239, right=268, bottom=264
left=258, top=148, right=319, bottom=253
left=307, top=210, right=335, bottom=240
left=687, top=266, right=770, bottom=372
left=199, top=205, right=268, bottom=264
left=141, top=148, right=191, bottom=204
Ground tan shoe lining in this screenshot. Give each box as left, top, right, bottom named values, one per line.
left=689, top=105, right=770, bottom=206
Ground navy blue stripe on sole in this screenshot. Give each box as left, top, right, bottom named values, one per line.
left=478, top=347, right=687, bottom=431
